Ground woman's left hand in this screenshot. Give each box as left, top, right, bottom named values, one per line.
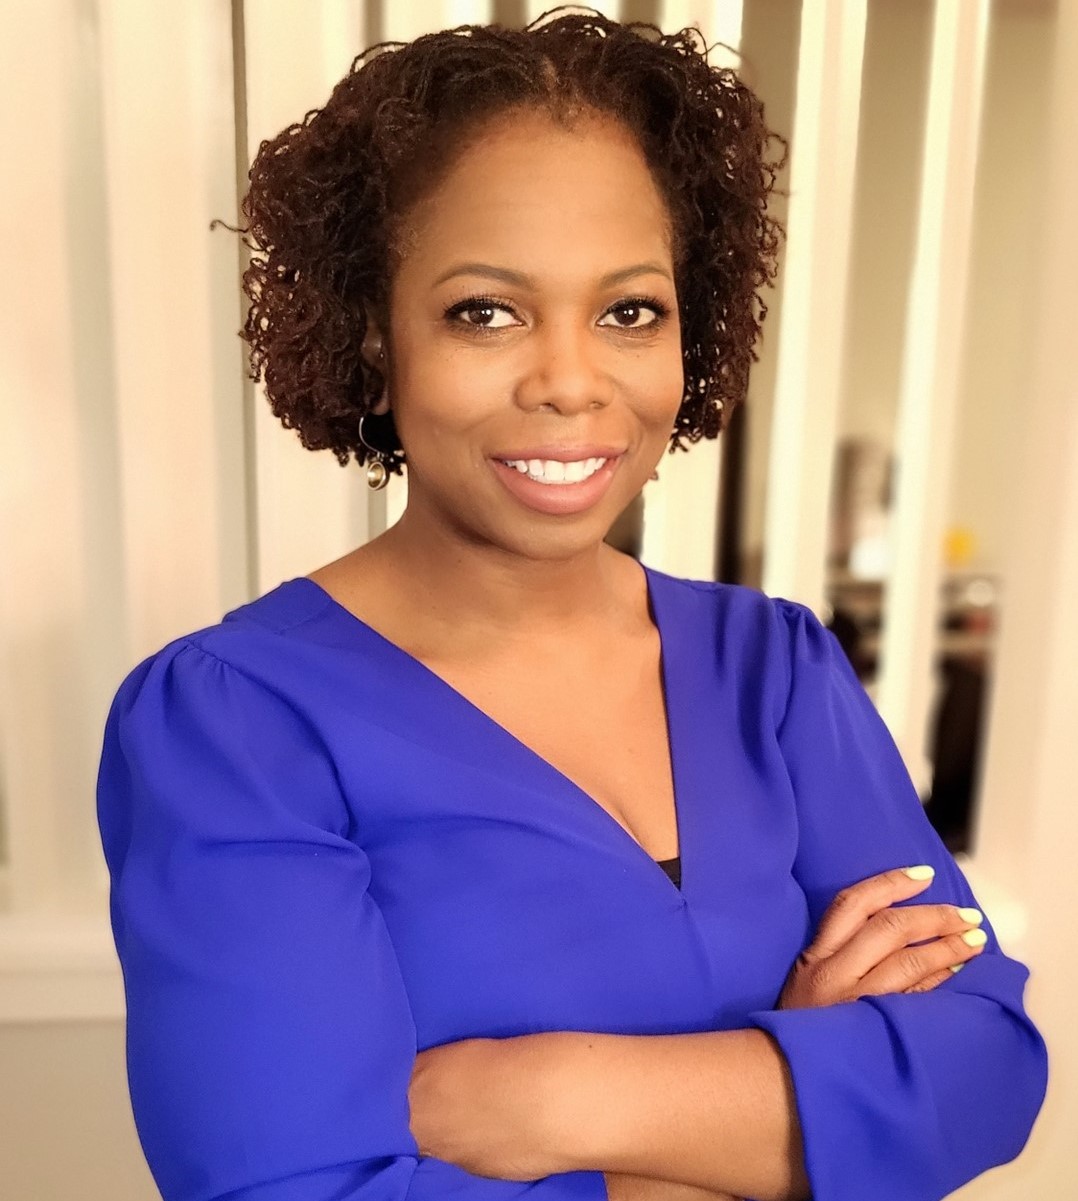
left=408, top=1034, right=567, bottom=1181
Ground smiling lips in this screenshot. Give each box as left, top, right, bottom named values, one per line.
left=490, top=447, right=625, bottom=515
left=499, top=456, right=608, bottom=484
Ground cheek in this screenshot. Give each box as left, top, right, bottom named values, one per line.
left=628, top=353, right=684, bottom=429
left=390, top=369, right=503, bottom=463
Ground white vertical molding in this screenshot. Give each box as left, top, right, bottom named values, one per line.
left=875, top=1, right=989, bottom=778
left=242, top=0, right=373, bottom=594
left=642, top=2, right=742, bottom=580
left=98, top=0, right=247, bottom=651
left=526, top=0, right=621, bottom=24
left=0, top=1, right=94, bottom=914
left=951, top=2, right=1078, bottom=1192
left=322, top=0, right=367, bottom=81
left=384, top=2, right=484, bottom=41
left=448, top=0, right=490, bottom=25
left=662, top=0, right=743, bottom=54
left=760, top=0, right=867, bottom=613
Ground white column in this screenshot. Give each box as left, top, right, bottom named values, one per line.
left=0, top=0, right=104, bottom=914
left=386, top=2, right=490, bottom=41
left=99, top=0, right=250, bottom=651
left=875, top=1, right=990, bottom=778
left=526, top=0, right=621, bottom=23
left=761, top=0, right=867, bottom=614
left=949, top=0, right=1077, bottom=1190
left=662, top=0, right=743, bottom=61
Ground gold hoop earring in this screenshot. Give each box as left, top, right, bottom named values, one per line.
left=357, top=412, right=402, bottom=491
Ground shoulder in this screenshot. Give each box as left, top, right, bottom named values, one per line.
left=109, top=578, right=336, bottom=716
left=104, top=633, right=294, bottom=770
left=99, top=597, right=350, bottom=837
left=645, top=567, right=836, bottom=723
left=646, top=564, right=823, bottom=656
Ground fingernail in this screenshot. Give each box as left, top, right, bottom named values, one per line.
left=949, top=963, right=966, bottom=974
left=956, top=907, right=983, bottom=925
left=904, top=865, right=935, bottom=880
left=961, top=928, right=988, bottom=947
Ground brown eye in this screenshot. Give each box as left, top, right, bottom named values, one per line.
left=444, top=297, right=518, bottom=331
left=604, top=304, right=653, bottom=328
left=598, top=296, right=672, bottom=331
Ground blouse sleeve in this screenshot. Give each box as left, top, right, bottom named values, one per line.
left=744, top=599, right=1048, bottom=1201
left=96, top=637, right=608, bottom=1201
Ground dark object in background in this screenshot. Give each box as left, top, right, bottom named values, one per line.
left=826, top=608, right=985, bottom=856
left=827, top=606, right=872, bottom=680
left=922, top=658, right=987, bottom=855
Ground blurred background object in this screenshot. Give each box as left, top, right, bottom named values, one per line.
left=2, top=1, right=1075, bottom=1198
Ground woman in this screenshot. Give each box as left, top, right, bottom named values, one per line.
left=95, top=10, right=1047, bottom=1201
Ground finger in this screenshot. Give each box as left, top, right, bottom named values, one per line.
left=802, top=866, right=939, bottom=962
left=903, top=967, right=961, bottom=994
left=855, top=926, right=989, bottom=996
left=830, top=903, right=985, bottom=982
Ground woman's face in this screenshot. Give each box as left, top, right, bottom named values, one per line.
left=372, top=108, right=684, bottom=564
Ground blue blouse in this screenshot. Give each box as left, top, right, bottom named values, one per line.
left=95, top=564, right=1047, bottom=1201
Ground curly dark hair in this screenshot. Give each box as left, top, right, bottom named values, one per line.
left=234, top=6, right=786, bottom=477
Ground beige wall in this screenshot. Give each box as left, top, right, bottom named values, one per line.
left=0, top=1021, right=157, bottom=1201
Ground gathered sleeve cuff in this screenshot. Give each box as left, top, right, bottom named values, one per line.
left=743, top=600, right=1048, bottom=1201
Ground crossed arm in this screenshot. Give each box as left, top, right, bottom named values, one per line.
left=409, top=1025, right=807, bottom=1201
left=409, top=867, right=989, bottom=1200
left=543, top=1027, right=806, bottom=1200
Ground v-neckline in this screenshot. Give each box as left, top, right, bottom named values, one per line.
left=287, top=560, right=688, bottom=899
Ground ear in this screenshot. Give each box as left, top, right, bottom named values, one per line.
left=359, top=309, right=385, bottom=369
left=360, top=307, right=391, bottom=415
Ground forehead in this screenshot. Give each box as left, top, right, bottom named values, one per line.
left=395, top=111, right=674, bottom=284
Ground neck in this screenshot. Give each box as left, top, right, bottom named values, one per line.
left=368, top=506, right=641, bottom=646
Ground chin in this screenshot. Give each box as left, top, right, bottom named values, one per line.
left=482, top=519, right=614, bottom=566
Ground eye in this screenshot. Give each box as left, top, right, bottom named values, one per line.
left=598, top=295, right=672, bottom=332
left=443, top=296, right=520, bottom=331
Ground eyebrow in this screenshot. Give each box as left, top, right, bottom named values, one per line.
left=432, top=261, right=673, bottom=289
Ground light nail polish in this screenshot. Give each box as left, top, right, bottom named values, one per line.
left=956, top=907, right=983, bottom=925
left=949, top=964, right=966, bottom=974
left=961, top=928, right=988, bottom=947
left=904, top=865, right=935, bottom=880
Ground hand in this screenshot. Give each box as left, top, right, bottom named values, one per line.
left=407, top=1033, right=566, bottom=1181
left=778, top=865, right=987, bottom=1009
left=604, top=1171, right=742, bottom=1201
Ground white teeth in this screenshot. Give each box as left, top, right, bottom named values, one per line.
left=500, top=457, right=608, bottom=484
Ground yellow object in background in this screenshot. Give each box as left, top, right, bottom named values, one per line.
left=944, top=525, right=976, bottom=569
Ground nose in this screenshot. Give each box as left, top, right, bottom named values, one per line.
left=515, top=323, right=615, bottom=414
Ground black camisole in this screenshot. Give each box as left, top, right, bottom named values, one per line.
left=655, top=855, right=681, bottom=889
